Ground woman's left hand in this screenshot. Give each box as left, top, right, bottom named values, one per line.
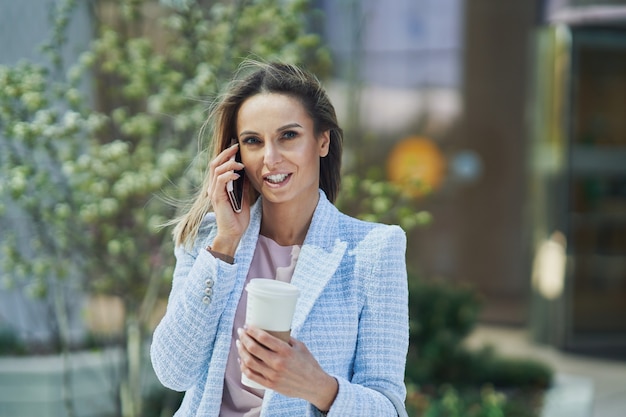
left=237, top=326, right=338, bottom=412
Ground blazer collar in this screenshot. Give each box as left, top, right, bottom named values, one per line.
left=242, top=190, right=347, bottom=333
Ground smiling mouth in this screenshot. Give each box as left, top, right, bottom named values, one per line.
left=264, top=173, right=290, bottom=184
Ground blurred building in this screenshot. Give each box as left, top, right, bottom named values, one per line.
left=528, top=0, right=626, bottom=356
left=315, top=0, right=534, bottom=321
left=315, top=0, right=626, bottom=357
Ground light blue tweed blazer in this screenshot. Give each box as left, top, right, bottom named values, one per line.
left=150, top=190, right=408, bottom=417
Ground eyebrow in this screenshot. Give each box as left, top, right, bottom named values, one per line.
left=238, top=123, right=303, bottom=138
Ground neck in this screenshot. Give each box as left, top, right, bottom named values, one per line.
left=260, top=191, right=319, bottom=246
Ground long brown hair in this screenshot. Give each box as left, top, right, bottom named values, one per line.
left=173, top=60, right=343, bottom=247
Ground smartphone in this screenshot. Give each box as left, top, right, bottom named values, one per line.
left=227, top=149, right=245, bottom=213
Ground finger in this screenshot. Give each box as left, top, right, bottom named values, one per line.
left=207, top=171, right=239, bottom=203
left=237, top=338, right=287, bottom=391
left=240, top=328, right=295, bottom=384
left=236, top=339, right=268, bottom=382
left=211, top=155, right=243, bottom=185
left=236, top=337, right=259, bottom=365
left=238, top=327, right=271, bottom=357
left=208, top=143, right=240, bottom=179
left=207, top=145, right=244, bottom=198
left=236, top=334, right=271, bottom=380
left=221, top=142, right=240, bottom=167
left=245, top=325, right=291, bottom=352
left=215, top=141, right=240, bottom=162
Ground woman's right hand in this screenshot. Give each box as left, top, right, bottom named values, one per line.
left=206, top=142, right=251, bottom=257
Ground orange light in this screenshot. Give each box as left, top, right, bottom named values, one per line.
left=386, top=136, right=446, bottom=197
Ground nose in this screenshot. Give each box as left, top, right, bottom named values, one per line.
left=263, top=142, right=282, bottom=167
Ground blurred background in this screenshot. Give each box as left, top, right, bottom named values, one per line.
left=318, top=0, right=626, bottom=355
left=0, top=0, right=625, bottom=416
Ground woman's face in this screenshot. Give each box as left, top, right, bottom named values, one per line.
left=236, top=93, right=329, bottom=207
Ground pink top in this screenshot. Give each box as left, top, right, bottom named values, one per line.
left=220, top=235, right=301, bottom=417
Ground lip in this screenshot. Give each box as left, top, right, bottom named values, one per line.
left=262, top=172, right=292, bottom=187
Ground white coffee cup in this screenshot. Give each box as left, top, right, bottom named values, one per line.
left=241, top=279, right=300, bottom=389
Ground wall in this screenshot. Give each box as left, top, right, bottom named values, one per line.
left=453, top=1, right=538, bottom=323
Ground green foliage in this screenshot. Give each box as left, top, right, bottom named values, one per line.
left=336, top=168, right=432, bottom=231
left=469, top=350, right=553, bottom=390
left=405, top=274, right=553, bottom=416
left=0, top=1, right=330, bottom=414
left=407, top=384, right=509, bottom=417
left=406, top=275, right=552, bottom=391
left=407, top=382, right=546, bottom=417
left=0, top=0, right=329, bottom=319
left=141, top=386, right=183, bottom=417
left=406, top=276, right=483, bottom=385
left=0, top=325, right=26, bottom=355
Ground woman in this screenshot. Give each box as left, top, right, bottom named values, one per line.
left=150, top=61, right=408, bottom=417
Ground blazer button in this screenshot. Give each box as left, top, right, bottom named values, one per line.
left=202, top=296, right=211, bottom=305
left=205, top=279, right=214, bottom=288
left=204, top=287, right=213, bottom=297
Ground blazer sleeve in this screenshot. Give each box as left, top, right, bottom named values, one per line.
left=326, top=224, right=409, bottom=416
left=150, top=221, right=239, bottom=391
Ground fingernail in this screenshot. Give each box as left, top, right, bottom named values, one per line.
left=237, top=328, right=243, bottom=337
left=236, top=340, right=241, bottom=349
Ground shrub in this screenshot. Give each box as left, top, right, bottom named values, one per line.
left=405, top=273, right=553, bottom=416
left=407, top=384, right=508, bottom=417
left=406, top=275, right=482, bottom=386
left=0, top=324, right=26, bottom=355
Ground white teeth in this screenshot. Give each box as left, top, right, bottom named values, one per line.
left=265, top=174, right=288, bottom=184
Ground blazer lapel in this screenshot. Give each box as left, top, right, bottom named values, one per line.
left=290, top=192, right=347, bottom=333
left=260, top=193, right=347, bottom=414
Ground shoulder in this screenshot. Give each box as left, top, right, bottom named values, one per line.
left=316, top=191, right=389, bottom=236
left=336, top=210, right=406, bottom=248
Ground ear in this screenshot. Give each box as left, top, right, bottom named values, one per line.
left=318, top=130, right=331, bottom=157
